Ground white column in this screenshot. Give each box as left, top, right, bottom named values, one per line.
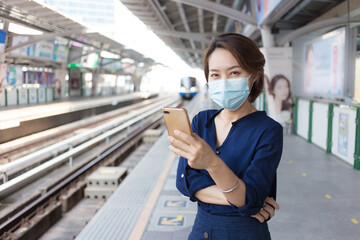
left=260, top=25, right=276, bottom=47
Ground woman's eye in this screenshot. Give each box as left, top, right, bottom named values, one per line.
left=210, top=73, right=219, bottom=78
left=230, top=71, right=240, bottom=76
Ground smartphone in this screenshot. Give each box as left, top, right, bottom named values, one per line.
left=161, top=107, right=192, bottom=137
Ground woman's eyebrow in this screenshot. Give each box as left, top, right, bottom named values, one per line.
left=227, top=65, right=242, bottom=70
left=209, top=65, right=242, bottom=72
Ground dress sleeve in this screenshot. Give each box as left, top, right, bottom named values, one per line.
left=229, top=125, right=283, bottom=215
left=175, top=113, right=215, bottom=202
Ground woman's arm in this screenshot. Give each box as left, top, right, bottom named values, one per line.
left=194, top=185, right=230, bottom=205
left=195, top=186, right=280, bottom=223
left=169, top=131, right=246, bottom=207
left=169, top=125, right=282, bottom=211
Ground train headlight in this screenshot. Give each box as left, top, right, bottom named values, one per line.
left=190, top=87, right=196, bottom=92
left=180, top=87, right=186, bottom=92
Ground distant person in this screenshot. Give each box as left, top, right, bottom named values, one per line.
left=168, top=33, right=282, bottom=239
left=265, top=74, right=292, bottom=125
left=54, top=79, right=62, bottom=99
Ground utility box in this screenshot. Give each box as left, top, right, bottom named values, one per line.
left=84, top=166, right=127, bottom=199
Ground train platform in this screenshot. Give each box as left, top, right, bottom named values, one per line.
left=75, top=93, right=360, bottom=240
left=0, top=92, right=157, bottom=143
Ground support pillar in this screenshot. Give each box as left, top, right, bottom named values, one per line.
left=294, top=98, right=299, bottom=135
left=308, top=100, right=313, bottom=143
left=260, top=26, right=275, bottom=48
left=326, top=104, right=334, bottom=154
left=354, top=107, right=360, bottom=170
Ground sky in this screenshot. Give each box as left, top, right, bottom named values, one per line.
left=24, top=0, right=205, bottom=92
left=111, top=1, right=205, bottom=89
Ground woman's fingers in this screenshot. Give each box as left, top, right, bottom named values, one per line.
left=251, top=213, right=265, bottom=223
left=174, top=130, right=196, bottom=145
left=169, top=145, right=190, bottom=159
left=263, top=205, right=275, bottom=218
left=265, top=197, right=280, bottom=210
left=168, top=136, right=190, bottom=152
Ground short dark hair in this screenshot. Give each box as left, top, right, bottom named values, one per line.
left=203, top=33, right=265, bottom=103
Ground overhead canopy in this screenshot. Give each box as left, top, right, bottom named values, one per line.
left=0, top=0, right=154, bottom=67
left=120, top=0, right=350, bottom=68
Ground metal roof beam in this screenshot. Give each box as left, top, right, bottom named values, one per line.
left=5, top=29, right=85, bottom=54
left=171, top=46, right=204, bottom=55
left=19, top=5, right=45, bottom=12
left=151, top=29, right=213, bottom=44
left=176, top=2, right=199, bottom=65
left=170, top=0, right=257, bottom=26
left=2, top=0, right=28, bottom=5
left=277, top=16, right=360, bottom=46
left=212, top=0, right=221, bottom=32
left=224, top=0, right=243, bottom=33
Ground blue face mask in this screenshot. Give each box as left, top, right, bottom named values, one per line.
left=208, top=75, right=252, bottom=111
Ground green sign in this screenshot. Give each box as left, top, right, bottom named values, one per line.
left=67, top=63, right=82, bottom=68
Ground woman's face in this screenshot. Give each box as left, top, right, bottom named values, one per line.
left=208, top=48, right=252, bottom=87
left=273, top=78, right=290, bottom=101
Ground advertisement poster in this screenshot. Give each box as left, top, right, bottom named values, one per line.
left=81, top=53, right=99, bottom=69
left=304, top=28, right=345, bottom=95
left=6, top=66, right=23, bottom=85
left=53, top=45, right=69, bottom=63
left=338, top=113, right=348, bottom=157
left=0, top=64, right=6, bottom=105
left=11, top=36, right=34, bottom=57
left=0, top=30, right=6, bottom=53
left=35, top=41, right=54, bottom=60
left=261, top=47, right=293, bottom=126
left=254, top=0, right=282, bottom=25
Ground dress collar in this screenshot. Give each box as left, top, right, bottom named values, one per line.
left=205, top=109, right=266, bottom=128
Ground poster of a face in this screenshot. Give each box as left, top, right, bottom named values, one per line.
left=261, top=47, right=293, bottom=126
left=304, top=28, right=345, bottom=95
left=254, top=0, right=282, bottom=25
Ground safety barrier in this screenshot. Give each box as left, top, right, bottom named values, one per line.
left=0, top=87, right=54, bottom=107
left=294, top=97, right=360, bottom=170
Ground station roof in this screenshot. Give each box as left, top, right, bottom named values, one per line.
left=0, top=0, right=154, bottom=67
left=119, top=0, right=357, bottom=68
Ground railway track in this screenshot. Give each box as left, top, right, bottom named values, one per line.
left=0, top=96, right=182, bottom=240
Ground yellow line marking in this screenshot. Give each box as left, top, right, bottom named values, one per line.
left=302, top=173, right=307, bottom=177
left=288, top=160, right=293, bottom=164
left=325, top=194, right=332, bottom=199
left=157, top=210, right=197, bottom=214
left=351, top=218, right=359, bottom=224
left=176, top=215, right=184, bottom=221
left=128, top=153, right=176, bottom=240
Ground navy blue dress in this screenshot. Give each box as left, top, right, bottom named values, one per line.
left=176, top=109, right=283, bottom=239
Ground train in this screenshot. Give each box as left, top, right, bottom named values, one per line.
left=179, top=76, right=198, bottom=99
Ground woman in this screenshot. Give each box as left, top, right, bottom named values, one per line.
left=266, top=74, right=292, bottom=125
left=168, top=33, right=283, bottom=239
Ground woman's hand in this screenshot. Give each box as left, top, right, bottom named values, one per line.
left=251, top=197, right=280, bottom=223
left=168, top=130, right=217, bottom=170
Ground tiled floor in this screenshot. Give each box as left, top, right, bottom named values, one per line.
left=77, top=93, right=360, bottom=240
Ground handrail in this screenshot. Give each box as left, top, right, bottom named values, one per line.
left=295, top=96, right=360, bottom=108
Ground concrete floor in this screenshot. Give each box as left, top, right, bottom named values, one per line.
left=269, top=135, right=360, bottom=240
